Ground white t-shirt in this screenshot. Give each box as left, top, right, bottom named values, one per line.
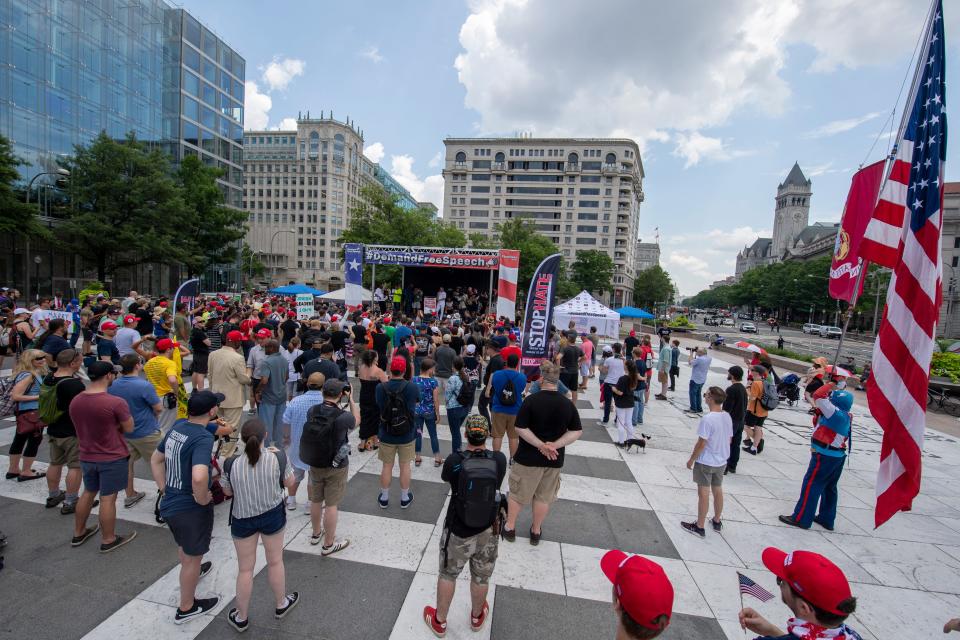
left=696, top=411, right=734, bottom=467
left=602, top=356, right=625, bottom=383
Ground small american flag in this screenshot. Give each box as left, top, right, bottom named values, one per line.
left=738, top=572, right=775, bottom=602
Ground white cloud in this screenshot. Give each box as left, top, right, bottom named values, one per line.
left=389, top=154, right=444, bottom=215
left=671, top=132, right=755, bottom=168
left=663, top=251, right=714, bottom=281
left=244, top=81, right=272, bottom=130
left=427, top=151, right=443, bottom=169
left=361, top=46, right=384, bottom=63
left=261, top=57, right=305, bottom=91
left=274, top=117, right=298, bottom=131
left=364, top=142, right=385, bottom=164
left=664, top=226, right=772, bottom=293
left=803, top=111, right=884, bottom=138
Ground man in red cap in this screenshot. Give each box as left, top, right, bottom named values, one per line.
left=115, top=314, right=141, bottom=358
left=245, top=328, right=273, bottom=415
left=374, top=355, right=420, bottom=509
left=207, top=330, right=251, bottom=456
left=739, top=547, right=860, bottom=639
left=144, top=337, right=181, bottom=432
left=600, top=550, right=673, bottom=638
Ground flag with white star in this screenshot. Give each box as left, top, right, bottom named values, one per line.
left=344, top=243, right=365, bottom=310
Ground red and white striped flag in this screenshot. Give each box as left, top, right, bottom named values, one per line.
left=860, top=0, right=946, bottom=528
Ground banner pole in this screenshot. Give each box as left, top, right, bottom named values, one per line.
left=488, top=269, right=494, bottom=318
left=371, top=262, right=376, bottom=310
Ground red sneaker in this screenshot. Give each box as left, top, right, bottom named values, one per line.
left=423, top=605, right=447, bottom=638
left=470, top=600, right=489, bottom=631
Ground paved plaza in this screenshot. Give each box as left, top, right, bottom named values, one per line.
left=3, top=349, right=960, bottom=639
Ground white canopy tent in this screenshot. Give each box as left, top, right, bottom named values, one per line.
left=553, top=291, right=620, bottom=338
left=317, top=286, right=372, bottom=302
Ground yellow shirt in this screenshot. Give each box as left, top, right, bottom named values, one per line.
left=144, top=355, right=179, bottom=397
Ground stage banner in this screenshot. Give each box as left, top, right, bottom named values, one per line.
left=172, top=278, right=201, bottom=311
left=344, top=243, right=364, bottom=309
left=829, top=160, right=886, bottom=303
left=423, top=296, right=438, bottom=315
left=520, top=253, right=563, bottom=368
left=364, top=247, right=499, bottom=269
left=295, top=293, right=315, bottom=320
left=496, top=249, right=520, bottom=321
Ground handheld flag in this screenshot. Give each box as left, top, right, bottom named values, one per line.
left=738, top=572, right=775, bottom=603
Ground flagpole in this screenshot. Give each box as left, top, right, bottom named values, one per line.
left=739, top=587, right=748, bottom=637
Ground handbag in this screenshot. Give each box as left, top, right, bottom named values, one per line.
left=15, top=409, right=44, bottom=436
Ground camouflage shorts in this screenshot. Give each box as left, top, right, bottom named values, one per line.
left=439, top=527, right=499, bottom=585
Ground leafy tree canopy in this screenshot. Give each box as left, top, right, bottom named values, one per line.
left=633, top=265, right=674, bottom=309
left=571, top=249, right=615, bottom=296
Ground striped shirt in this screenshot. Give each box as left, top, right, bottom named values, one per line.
left=222, top=448, right=293, bottom=519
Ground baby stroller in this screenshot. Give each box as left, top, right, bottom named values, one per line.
left=778, top=373, right=801, bottom=406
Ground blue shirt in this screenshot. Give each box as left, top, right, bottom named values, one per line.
left=491, top=369, right=527, bottom=415
left=42, top=334, right=71, bottom=358
left=394, top=325, right=413, bottom=347
left=375, top=378, right=420, bottom=444
left=690, top=355, right=712, bottom=385
left=282, top=390, right=324, bottom=471
left=109, top=375, right=160, bottom=439
left=157, top=419, right=214, bottom=517
left=97, top=337, right=120, bottom=364
left=14, top=372, right=41, bottom=411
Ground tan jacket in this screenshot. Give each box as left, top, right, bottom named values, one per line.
left=208, top=346, right=250, bottom=408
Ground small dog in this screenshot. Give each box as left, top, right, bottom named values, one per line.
left=621, top=434, right=652, bottom=453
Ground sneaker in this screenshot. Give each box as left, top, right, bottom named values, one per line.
left=400, top=492, right=414, bottom=509
left=681, top=521, right=706, bottom=538
left=470, top=601, right=489, bottom=632
left=321, top=539, right=350, bottom=556
left=711, top=519, right=723, bottom=532
left=46, top=491, right=66, bottom=509
left=742, top=446, right=757, bottom=455
left=275, top=592, right=300, bottom=619
left=302, top=501, right=312, bottom=515
left=308, top=530, right=325, bottom=546
left=286, top=496, right=297, bottom=511
left=199, top=560, right=213, bottom=579
left=757, top=439, right=765, bottom=454
left=174, top=596, right=220, bottom=624
left=247, top=408, right=257, bottom=415
left=423, top=606, right=447, bottom=638
left=377, top=493, right=389, bottom=509
left=124, top=491, right=146, bottom=508
left=99, top=531, right=138, bottom=553
left=227, top=608, right=248, bottom=633
left=71, top=524, right=101, bottom=547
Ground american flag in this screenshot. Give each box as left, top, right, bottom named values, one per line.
left=860, top=0, right=946, bottom=528
left=738, top=573, right=775, bottom=602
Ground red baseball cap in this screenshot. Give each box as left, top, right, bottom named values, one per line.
left=155, top=338, right=174, bottom=352
left=101, top=321, right=118, bottom=331
left=287, top=311, right=296, bottom=317
left=158, top=301, right=168, bottom=307
left=256, top=328, right=272, bottom=338
left=601, top=550, right=673, bottom=630
left=123, top=314, right=137, bottom=325
left=226, top=330, right=244, bottom=343
left=629, top=329, right=636, bottom=337
left=389, top=356, right=407, bottom=373
left=761, top=547, right=852, bottom=615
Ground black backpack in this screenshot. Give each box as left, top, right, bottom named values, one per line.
left=497, top=374, right=517, bottom=406
left=382, top=385, right=413, bottom=436
left=455, top=375, right=475, bottom=407
left=299, top=404, right=343, bottom=468
left=453, top=450, right=501, bottom=529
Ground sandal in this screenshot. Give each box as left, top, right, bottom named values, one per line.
left=434, top=458, right=443, bottom=467
left=415, top=457, right=422, bottom=467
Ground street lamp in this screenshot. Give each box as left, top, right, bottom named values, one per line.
left=24, top=169, right=69, bottom=298
left=33, top=255, right=42, bottom=301
left=147, top=264, right=154, bottom=296
left=268, top=229, right=295, bottom=285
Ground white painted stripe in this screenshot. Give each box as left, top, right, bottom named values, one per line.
left=499, top=265, right=518, bottom=282
left=885, top=279, right=936, bottom=371
left=879, top=179, right=908, bottom=206
left=900, top=215, right=941, bottom=308
left=876, top=448, right=905, bottom=497
left=870, top=334, right=925, bottom=449
left=896, top=140, right=915, bottom=162
left=864, top=219, right=904, bottom=248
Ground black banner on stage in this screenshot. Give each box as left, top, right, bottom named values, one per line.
left=520, top=253, right=562, bottom=369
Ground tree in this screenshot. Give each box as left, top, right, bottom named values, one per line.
left=58, top=132, right=188, bottom=282
left=177, top=155, right=248, bottom=276
left=0, top=134, right=49, bottom=240
left=241, top=243, right=267, bottom=283
left=495, top=218, right=563, bottom=295
left=570, top=250, right=614, bottom=295
left=633, top=265, right=674, bottom=309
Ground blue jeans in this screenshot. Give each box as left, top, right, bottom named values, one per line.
left=414, top=356, right=423, bottom=376
left=632, top=388, right=645, bottom=425
left=415, top=414, right=439, bottom=455
left=258, top=401, right=286, bottom=447
left=446, top=405, right=468, bottom=453
left=791, top=452, right=845, bottom=528
left=602, top=382, right=614, bottom=422
left=688, top=381, right=704, bottom=412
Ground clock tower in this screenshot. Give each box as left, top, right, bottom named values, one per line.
left=772, top=162, right=812, bottom=259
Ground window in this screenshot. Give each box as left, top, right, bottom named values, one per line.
left=954, top=237, right=960, bottom=248
left=576, top=238, right=597, bottom=245
left=605, top=152, right=617, bottom=164
left=954, top=256, right=959, bottom=268
left=577, top=225, right=597, bottom=233
left=455, top=151, right=466, bottom=162
left=578, top=200, right=599, bottom=208
left=580, top=188, right=600, bottom=195
left=469, top=221, right=489, bottom=229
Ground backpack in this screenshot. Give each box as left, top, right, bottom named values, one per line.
left=382, top=385, right=414, bottom=436
left=453, top=450, right=501, bottom=529
left=299, top=404, right=343, bottom=468
left=38, top=376, right=67, bottom=425
left=455, top=375, right=475, bottom=407
left=761, top=377, right=780, bottom=410
left=496, top=374, right=518, bottom=407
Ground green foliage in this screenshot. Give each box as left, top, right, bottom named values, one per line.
left=0, top=133, right=50, bottom=240
left=78, top=280, right=109, bottom=303
left=931, top=352, right=960, bottom=382
left=756, top=344, right=814, bottom=364
left=241, top=243, right=266, bottom=281
left=570, top=250, right=615, bottom=295
left=633, top=265, right=674, bottom=308
left=667, top=314, right=695, bottom=328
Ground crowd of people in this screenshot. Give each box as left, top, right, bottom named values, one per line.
left=0, top=286, right=876, bottom=638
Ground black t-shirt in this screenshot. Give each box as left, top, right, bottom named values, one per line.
left=330, top=330, right=350, bottom=352
left=560, top=345, right=583, bottom=374
left=514, top=390, right=582, bottom=468
left=483, top=354, right=504, bottom=387
left=190, top=327, right=210, bottom=354
left=134, top=308, right=153, bottom=335
left=722, top=382, right=748, bottom=423
left=624, top=336, right=640, bottom=356
left=281, top=319, right=300, bottom=342
left=441, top=449, right=508, bottom=538
left=303, top=357, right=346, bottom=383
left=613, top=375, right=635, bottom=408
left=372, top=332, right=390, bottom=355
left=351, top=324, right=367, bottom=344
left=450, top=334, right=465, bottom=355
left=43, top=373, right=85, bottom=438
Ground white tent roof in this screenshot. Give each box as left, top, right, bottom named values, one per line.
left=317, top=286, right=372, bottom=301
left=555, top=291, right=619, bottom=318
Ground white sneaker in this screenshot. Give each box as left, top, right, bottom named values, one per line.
left=286, top=496, right=296, bottom=511
left=303, top=501, right=312, bottom=515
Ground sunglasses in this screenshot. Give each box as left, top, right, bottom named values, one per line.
left=33, top=356, right=46, bottom=361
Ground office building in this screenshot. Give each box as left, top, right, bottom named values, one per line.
left=940, top=183, right=960, bottom=337
left=634, top=240, right=660, bottom=272
left=0, top=0, right=244, bottom=294
left=373, top=164, right=419, bottom=210
left=441, top=137, right=645, bottom=306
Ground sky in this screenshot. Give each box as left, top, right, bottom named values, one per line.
left=180, top=0, right=960, bottom=296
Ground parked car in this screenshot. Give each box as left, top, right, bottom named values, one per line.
left=819, top=326, right=842, bottom=339
left=721, top=318, right=735, bottom=327
left=739, top=322, right=757, bottom=333
left=802, top=323, right=821, bottom=334
left=704, top=316, right=719, bottom=326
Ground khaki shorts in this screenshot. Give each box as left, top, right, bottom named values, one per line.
left=48, top=436, right=80, bottom=468
left=308, top=466, right=348, bottom=506
left=657, top=370, right=669, bottom=383
left=378, top=440, right=416, bottom=465
left=218, top=406, right=243, bottom=457
left=439, top=528, right=499, bottom=585
left=508, top=463, right=561, bottom=506
left=491, top=412, right=518, bottom=439
left=693, top=462, right=726, bottom=487
left=127, top=431, right=163, bottom=462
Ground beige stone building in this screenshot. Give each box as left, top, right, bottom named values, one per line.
left=940, top=183, right=960, bottom=337
left=441, top=137, right=645, bottom=306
